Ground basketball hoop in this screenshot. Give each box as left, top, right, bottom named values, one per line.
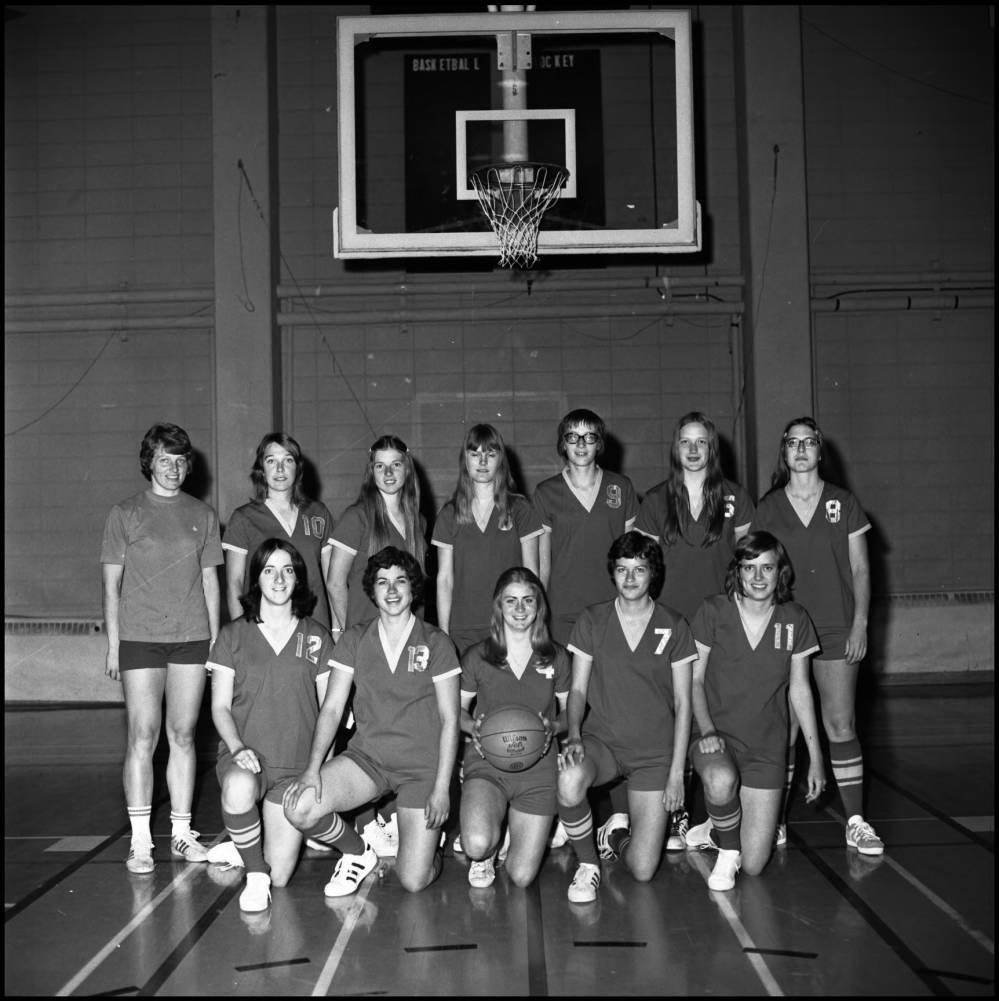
left=470, top=162, right=568, bottom=269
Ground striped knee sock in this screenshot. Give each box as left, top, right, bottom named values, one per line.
left=305, top=813, right=366, bottom=857
left=223, top=806, right=268, bottom=873
left=127, top=805, right=152, bottom=846
left=707, top=796, right=742, bottom=852
left=170, top=810, right=194, bottom=837
left=829, top=737, right=864, bottom=819
left=558, top=801, right=599, bottom=865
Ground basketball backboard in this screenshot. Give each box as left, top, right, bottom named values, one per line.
left=333, top=9, right=700, bottom=262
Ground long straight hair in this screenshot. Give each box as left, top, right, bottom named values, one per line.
left=355, top=435, right=426, bottom=563
left=249, top=432, right=307, bottom=505
left=452, top=424, right=521, bottom=530
left=482, top=567, right=557, bottom=670
left=662, top=411, right=727, bottom=547
left=767, top=416, right=824, bottom=493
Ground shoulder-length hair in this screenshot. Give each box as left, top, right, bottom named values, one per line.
left=556, top=408, right=606, bottom=462
left=662, top=411, right=728, bottom=547
left=361, top=545, right=425, bottom=606
left=452, top=423, right=521, bottom=530
left=607, top=530, right=665, bottom=600
left=724, top=530, right=795, bottom=604
left=139, top=422, right=193, bottom=481
left=355, top=435, right=426, bottom=563
left=767, top=416, right=824, bottom=492
left=482, top=567, right=557, bottom=669
left=239, top=538, right=316, bottom=621
left=249, top=432, right=307, bottom=505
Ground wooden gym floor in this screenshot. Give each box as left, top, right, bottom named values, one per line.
left=4, top=680, right=994, bottom=996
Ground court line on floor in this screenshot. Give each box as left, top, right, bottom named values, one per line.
left=824, top=806, right=994, bottom=957
left=687, top=852, right=784, bottom=997
left=524, top=878, right=549, bottom=996
left=310, top=873, right=378, bottom=996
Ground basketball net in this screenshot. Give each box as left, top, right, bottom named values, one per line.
left=470, top=162, right=568, bottom=269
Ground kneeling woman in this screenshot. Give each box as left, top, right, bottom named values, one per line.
left=459, top=568, right=570, bottom=889
left=283, top=547, right=461, bottom=896
left=686, top=530, right=825, bottom=891
left=208, top=539, right=336, bottom=912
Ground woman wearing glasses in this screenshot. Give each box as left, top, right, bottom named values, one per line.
left=433, top=424, right=543, bottom=655
left=101, top=422, right=223, bottom=874
left=753, top=417, right=882, bottom=856
left=534, top=409, right=638, bottom=646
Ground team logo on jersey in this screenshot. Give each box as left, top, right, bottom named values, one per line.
left=605, top=484, right=622, bottom=509
left=407, top=645, right=430, bottom=672
left=724, top=494, right=735, bottom=519
left=825, top=499, right=841, bottom=524
left=535, top=664, right=555, bottom=680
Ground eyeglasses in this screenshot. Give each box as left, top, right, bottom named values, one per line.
left=563, top=432, right=600, bottom=445
left=784, top=436, right=820, bottom=451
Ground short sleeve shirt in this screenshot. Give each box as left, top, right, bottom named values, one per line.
left=332, top=616, right=460, bottom=771
left=753, top=484, right=870, bottom=632
left=635, top=479, right=754, bottom=621
left=207, top=615, right=334, bottom=769
left=432, top=495, right=543, bottom=635
left=223, top=499, right=335, bottom=627
left=568, top=600, right=696, bottom=762
left=100, top=489, right=223, bottom=642
left=691, top=595, right=819, bottom=754
left=534, top=469, right=638, bottom=624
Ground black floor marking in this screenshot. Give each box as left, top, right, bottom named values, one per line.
left=88, top=987, right=140, bottom=997
left=137, top=881, right=242, bottom=995
left=574, top=941, right=647, bottom=948
left=403, top=943, right=477, bottom=953
left=918, top=969, right=993, bottom=985
left=790, top=828, right=954, bottom=997
left=744, top=947, right=819, bottom=959
left=869, top=765, right=995, bottom=853
left=524, top=873, right=549, bottom=996
left=234, top=956, right=311, bottom=972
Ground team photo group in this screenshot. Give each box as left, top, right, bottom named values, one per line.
left=99, top=406, right=883, bottom=917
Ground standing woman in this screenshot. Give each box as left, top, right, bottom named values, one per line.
left=101, top=422, right=223, bottom=873
left=330, top=435, right=427, bottom=634
left=634, top=411, right=753, bottom=848
left=459, top=568, right=570, bottom=889
left=282, top=547, right=461, bottom=897
left=223, top=433, right=336, bottom=629
left=753, top=417, right=882, bottom=855
left=535, top=409, right=638, bottom=646
left=434, top=424, right=544, bottom=654
left=208, top=539, right=336, bottom=912
left=684, top=531, right=826, bottom=891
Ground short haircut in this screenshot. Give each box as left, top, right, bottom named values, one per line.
left=139, top=423, right=193, bottom=481
left=361, top=545, right=425, bottom=606
left=607, top=530, right=665, bottom=600
left=724, top=530, right=795, bottom=604
left=239, top=538, right=316, bottom=621
left=556, top=408, right=606, bottom=461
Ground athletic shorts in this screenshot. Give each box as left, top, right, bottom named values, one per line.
left=119, top=639, right=210, bottom=671
left=688, top=730, right=785, bottom=790
left=215, top=752, right=302, bottom=804
left=340, top=746, right=438, bottom=810
left=462, top=751, right=557, bottom=816
left=583, top=734, right=671, bottom=793
left=814, top=627, right=850, bottom=662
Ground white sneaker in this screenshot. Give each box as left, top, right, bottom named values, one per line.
left=453, top=833, right=464, bottom=854
left=468, top=856, right=496, bottom=888
left=171, top=829, right=209, bottom=863
left=549, top=820, right=569, bottom=848
left=363, top=814, right=399, bottom=858
left=846, top=816, right=885, bottom=856
left=596, top=812, right=630, bottom=860
left=666, top=809, right=690, bottom=851
left=207, top=840, right=245, bottom=869
left=774, top=823, right=787, bottom=848
left=707, top=849, right=741, bottom=891
left=324, top=844, right=378, bottom=898
left=684, top=818, right=717, bottom=850
left=126, top=839, right=155, bottom=875
left=567, top=862, right=601, bottom=903
left=239, top=872, right=272, bottom=912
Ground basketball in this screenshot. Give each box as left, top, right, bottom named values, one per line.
left=477, top=705, right=548, bottom=773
